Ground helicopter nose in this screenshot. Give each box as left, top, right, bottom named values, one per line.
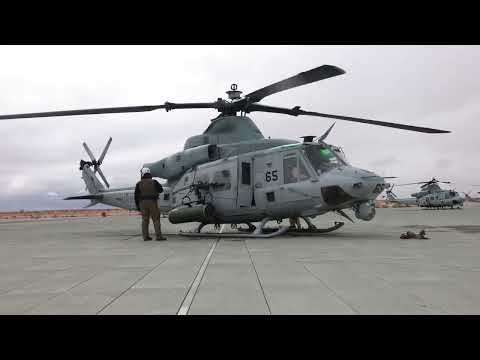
left=320, top=167, right=387, bottom=206
left=350, top=170, right=386, bottom=198
left=338, top=167, right=386, bottom=198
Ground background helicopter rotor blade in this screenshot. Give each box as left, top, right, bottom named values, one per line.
left=0, top=102, right=220, bottom=120
left=246, top=104, right=450, bottom=134
left=244, top=65, right=345, bottom=103
left=98, top=137, right=112, bottom=165
left=395, top=182, right=428, bottom=186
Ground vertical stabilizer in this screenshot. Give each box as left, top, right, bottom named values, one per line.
left=81, top=163, right=105, bottom=194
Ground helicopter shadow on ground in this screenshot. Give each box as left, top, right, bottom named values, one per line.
left=392, top=208, right=463, bottom=212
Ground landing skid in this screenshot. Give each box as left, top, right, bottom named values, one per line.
left=268, top=221, right=345, bottom=236
left=177, top=218, right=345, bottom=239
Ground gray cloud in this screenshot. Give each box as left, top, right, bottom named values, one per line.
left=1, top=45, right=479, bottom=208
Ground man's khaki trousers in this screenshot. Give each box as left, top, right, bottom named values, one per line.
left=140, top=200, right=162, bottom=239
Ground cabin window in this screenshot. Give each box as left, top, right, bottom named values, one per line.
left=163, top=193, right=170, bottom=201
left=176, top=154, right=181, bottom=162
left=241, top=162, right=251, bottom=185
left=212, top=169, right=231, bottom=191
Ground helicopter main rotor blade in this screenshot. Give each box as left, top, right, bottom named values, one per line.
left=246, top=104, right=450, bottom=134
left=98, top=137, right=112, bottom=165
left=318, top=122, right=336, bottom=142
left=0, top=102, right=219, bottom=120
left=244, top=65, right=345, bottom=103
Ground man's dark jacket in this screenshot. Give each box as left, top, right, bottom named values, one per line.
left=134, top=175, right=163, bottom=211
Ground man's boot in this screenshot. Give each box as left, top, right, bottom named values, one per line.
left=156, top=234, right=167, bottom=241
left=144, top=236, right=153, bottom=241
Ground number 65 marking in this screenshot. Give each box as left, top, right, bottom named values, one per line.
left=265, top=170, right=278, bottom=182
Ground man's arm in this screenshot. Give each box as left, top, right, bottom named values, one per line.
left=134, top=183, right=140, bottom=210
left=154, top=180, right=163, bottom=194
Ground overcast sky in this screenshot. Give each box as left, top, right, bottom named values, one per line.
left=1, top=45, right=479, bottom=210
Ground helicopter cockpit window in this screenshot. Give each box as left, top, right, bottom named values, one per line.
left=212, top=169, right=231, bottom=191
left=304, top=145, right=345, bottom=175
left=298, top=159, right=310, bottom=181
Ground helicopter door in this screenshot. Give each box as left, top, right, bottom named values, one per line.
left=237, top=156, right=254, bottom=208
left=253, top=153, right=281, bottom=210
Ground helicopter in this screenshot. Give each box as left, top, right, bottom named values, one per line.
left=463, top=192, right=480, bottom=203
left=463, top=185, right=480, bottom=203
left=0, top=64, right=450, bottom=237
left=385, top=178, right=463, bottom=209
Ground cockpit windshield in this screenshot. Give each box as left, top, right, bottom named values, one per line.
left=303, top=144, right=346, bottom=174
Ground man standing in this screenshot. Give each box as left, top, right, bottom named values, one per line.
left=134, top=167, right=166, bottom=241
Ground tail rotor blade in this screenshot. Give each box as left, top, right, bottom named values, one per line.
left=82, top=142, right=97, bottom=164
left=98, top=137, right=112, bottom=165
left=97, top=167, right=110, bottom=188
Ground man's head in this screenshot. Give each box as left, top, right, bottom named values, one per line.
left=141, top=167, right=152, bottom=179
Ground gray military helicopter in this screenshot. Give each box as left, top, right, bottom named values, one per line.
left=463, top=192, right=480, bottom=203
left=0, top=65, right=450, bottom=237
left=463, top=185, right=480, bottom=203
left=386, top=178, right=463, bottom=209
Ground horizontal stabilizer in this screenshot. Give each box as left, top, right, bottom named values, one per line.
left=84, top=200, right=100, bottom=208
left=64, top=194, right=103, bottom=200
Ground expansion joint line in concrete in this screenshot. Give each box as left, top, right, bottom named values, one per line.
left=177, top=239, right=218, bottom=315
left=96, top=256, right=171, bottom=315
left=302, top=263, right=360, bottom=315
left=21, top=269, right=106, bottom=314
left=244, top=241, right=271, bottom=315
left=374, top=273, right=447, bottom=314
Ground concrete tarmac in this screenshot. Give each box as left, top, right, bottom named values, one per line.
left=1, top=206, right=479, bottom=314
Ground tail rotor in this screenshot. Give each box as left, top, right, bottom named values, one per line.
left=81, top=137, right=112, bottom=188
left=385, top=184, right=398, bottom=201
